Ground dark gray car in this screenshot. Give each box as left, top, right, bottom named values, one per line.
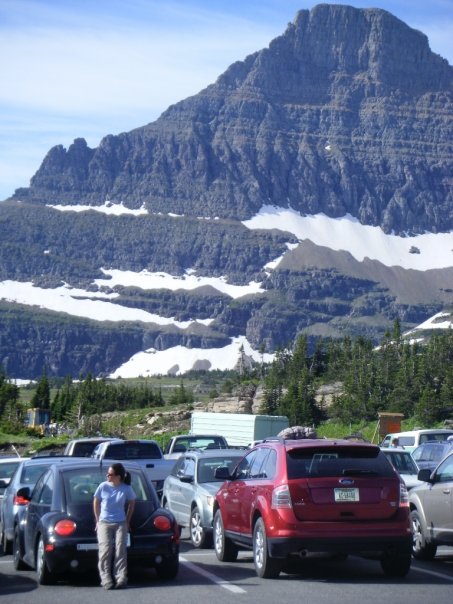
left=0, top=456, right=71, bottom=554
left=409, top=451, right=453, bottom=559
left=411, top=440, right=453, bottom=472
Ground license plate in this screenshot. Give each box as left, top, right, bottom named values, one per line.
left=77, top=543, right=98, bottom=551
left=334, top=488, right=359, bottom=502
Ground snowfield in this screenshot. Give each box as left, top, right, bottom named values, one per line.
left=2, top=203, right=452, bottom=377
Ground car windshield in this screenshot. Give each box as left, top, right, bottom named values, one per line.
left=384, top=451, right=418, bottom=475
left=286, top=447, right=395, bottom=479
left=64, top=468, right=151, bottom=504
left=197, top=456, right=241, bottom=483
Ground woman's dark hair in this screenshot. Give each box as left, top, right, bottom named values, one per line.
left=110, top=462, right=131, bottom=485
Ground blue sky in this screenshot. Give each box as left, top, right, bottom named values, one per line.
left=1, top=0, right=452, bottom=201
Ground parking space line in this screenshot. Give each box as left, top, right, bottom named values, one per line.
left=411, top=565, right=453, bottom=582
left=180, top=556, right=246, bottom=593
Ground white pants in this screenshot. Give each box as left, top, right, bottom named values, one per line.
left=97, top=520, right=128, bottom=586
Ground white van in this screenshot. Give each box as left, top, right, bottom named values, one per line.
left=380, top=429, right=453, bottom=453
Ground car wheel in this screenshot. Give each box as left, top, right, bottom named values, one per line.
left=411, top=510, right=437, bottom=560
left=213, top=510, right=238, bottom=562
left=253, top=517, right=281, bottom=579
left=380, top=545, right=412, bottom=577
left=154, top=554, right=179, bottom=580
left=13, top=526, right=28, bottom=570
left=190, top=506, right=211, bottom=549
left=36, top=536, right=55, bottom=585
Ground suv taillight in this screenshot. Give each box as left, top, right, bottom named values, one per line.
left=271, top=484, right=292, bottom=509
left=13, top=495, right=29, bottom=506
left=399, top=483, right=409, bottom=508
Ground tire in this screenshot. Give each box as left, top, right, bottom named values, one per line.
left=411, top=510, right=437, bottom=560
left=253, top=517, right=281, bottom=579
left=154, top=554, right=179, bottom=580
left=36, top=536, right=55, bottom=585
left=190, top=506, right=212, bottom=549
left=380, top=546, right=412, bottom=577
left=213, top=510, right=238, bottom=562
left=13, top=526, right=28, bottom=570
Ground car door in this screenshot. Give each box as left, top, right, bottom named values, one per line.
left=177, top=456, right=197, bottom=527
left=237, top=448, right=273, bottom=534
left=23, top=471, right=54, bottom=561
left=220, top=450, right=257, bottom=535
left=424, top=454, right=453, bottom=542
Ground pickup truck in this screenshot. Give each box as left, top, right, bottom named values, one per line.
left=63, top=437, right=116, bottom=457
left=163, top=434, right=229, bottom=460
left=91, top=439, right=175, bottom=498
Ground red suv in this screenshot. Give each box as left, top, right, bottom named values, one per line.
left=213, top=438, right=412, bottom=578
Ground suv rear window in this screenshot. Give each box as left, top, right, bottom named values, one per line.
left=105, top=442, right=162, bottom=460
left=286, top=446, right=395, bottom=479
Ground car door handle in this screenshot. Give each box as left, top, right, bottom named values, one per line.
left=442, top=489, right=451, bottom=494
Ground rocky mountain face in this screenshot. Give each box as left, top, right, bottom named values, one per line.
left=12, top=4, right=453, bottom=234
left=1, top=4, right=453, bottom=379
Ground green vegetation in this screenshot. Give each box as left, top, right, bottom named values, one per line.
left=1, top=323, right=452, bottom=454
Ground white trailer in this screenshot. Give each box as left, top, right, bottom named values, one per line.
left=190, top=412, right=289, bottom=447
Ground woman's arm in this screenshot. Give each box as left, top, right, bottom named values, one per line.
left=93, top=497, right=101, bottom=529
left=126, top=498, right=135, bottom=529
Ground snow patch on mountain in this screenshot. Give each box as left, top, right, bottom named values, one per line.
left=243, top=206, right=453, bottom=271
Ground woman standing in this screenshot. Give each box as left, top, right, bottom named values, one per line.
left=93, top=463, right=136, bottom=590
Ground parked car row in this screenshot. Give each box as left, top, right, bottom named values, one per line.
left=2, top=426, right=453, bottom=584
left=0, top=455, right=180, bottom=585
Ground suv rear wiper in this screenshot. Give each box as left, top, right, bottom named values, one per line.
left=342, top=469, right=380, bottom=476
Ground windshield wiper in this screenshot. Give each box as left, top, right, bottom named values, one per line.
left=342, top=469, right=379, bottom=476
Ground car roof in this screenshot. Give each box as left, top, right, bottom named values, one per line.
left=183, top=448, right=245, bottom=459
left=278, top=438, right=380, bottom=450
left=381, top=447, right=410, bottom=453
left=46, top=459, right=144, bottom=473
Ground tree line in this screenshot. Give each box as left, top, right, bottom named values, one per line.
left=260, top=321, right=453, bottom=427
left=1, top=321, right=452, bottom=433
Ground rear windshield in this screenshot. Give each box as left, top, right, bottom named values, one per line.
left=0, top=461, right=21, bottom=478
left=104, top=442, right=162, bottom=460
left=71, top=442, right=103, bottom=457
left=286, top=447, right=395, bottom=479
left=419, top=432, right=453, bottom=444
left=20, top=464, right=50, bottom=486
left=65, top=468, right=151, bottom=504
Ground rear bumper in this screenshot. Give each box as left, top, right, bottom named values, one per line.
left=268, top=534, right=412, bottom=558
left=45, top=536, right=179, bottom=574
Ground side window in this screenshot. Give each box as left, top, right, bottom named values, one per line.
left=30, top=473, right=47, bottom=502
left=435, top=456, right=453, bottom=483
left=172, top=457, right=185, bottom=477
left=31, top=473, right=53, bottom=505
left=182, top=458, right=195, bottom=477
left=249, top=448, right=270, bottom=479
left=261, top=449, right=277, bottom=480
left=235, top=451, right=256, bottom=480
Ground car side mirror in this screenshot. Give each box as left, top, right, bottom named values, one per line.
left=214, top=466, right=232, bottom=480
left=417, top=468, right=434, bottom=483
left=0, top=478, right=10, bottom=489
left=179, top=475, right=194, bottom=483
left=14, top=486, right=31, bottom=504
